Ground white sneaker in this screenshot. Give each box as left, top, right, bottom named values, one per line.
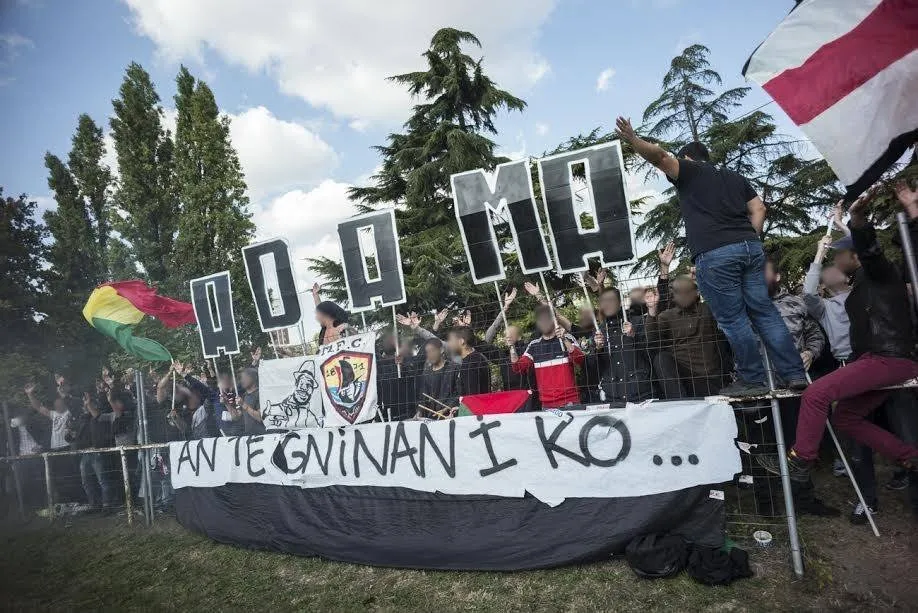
left=849, top=501, right=878, bottom=525
left=832, top=458, right=847, bottom=477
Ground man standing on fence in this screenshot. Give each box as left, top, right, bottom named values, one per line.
left=758, top=192, right=918, bottom=482
left=615, top=117, right=807, bottom=397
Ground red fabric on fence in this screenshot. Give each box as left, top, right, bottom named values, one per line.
left=459, top=390, right=531, bottom=415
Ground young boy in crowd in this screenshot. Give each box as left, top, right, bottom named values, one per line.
left=510, top=305, right=584, bottom=409
left=416, top=337, right=457, bottom=416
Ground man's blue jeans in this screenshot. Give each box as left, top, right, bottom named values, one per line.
left=80, top=453, right=114, bottom=509
left=695, top=240, right=805, bottom=385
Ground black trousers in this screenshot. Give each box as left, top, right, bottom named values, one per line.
left=653, top=351, right=726, bottom=399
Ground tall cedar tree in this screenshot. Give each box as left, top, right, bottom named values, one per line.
left=0, top=190, right=52, bottom=406
left=630, top=45, right=842, bottom=278
left=311, top=28, right=525, bottom=322
left=110, top=63, right=178, bottom=288
left=172, top=66, right=259, bottom=353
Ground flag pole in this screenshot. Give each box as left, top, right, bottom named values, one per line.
left=578, top=272, right=600, bottom=330
left=228, top=353, right=239, bottom=396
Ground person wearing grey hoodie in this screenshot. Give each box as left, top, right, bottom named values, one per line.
left=803, top=234, right=852, bottom=363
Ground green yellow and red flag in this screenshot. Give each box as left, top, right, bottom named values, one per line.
left=82, top=280, right=196, bottom=362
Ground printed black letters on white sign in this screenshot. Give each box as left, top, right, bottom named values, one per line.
left=189, top=271, right=240, bottom=358
left=337, top=209, right=406, bottom=312
left=242, top=238, right=302, bottom=331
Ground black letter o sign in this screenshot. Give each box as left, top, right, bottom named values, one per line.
left=578, top=415, right=631, bottom=467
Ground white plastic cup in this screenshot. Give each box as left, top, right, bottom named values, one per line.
left=753, top=530, right=773, bottom=547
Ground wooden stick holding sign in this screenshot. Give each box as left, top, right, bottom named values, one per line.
left=494, top=281, right=509, bottom=331
left=418, top=404, right=449, bottom=420
left=538, top=272, right=567, bottom=351
left=578, top=272, right=600, bottom=330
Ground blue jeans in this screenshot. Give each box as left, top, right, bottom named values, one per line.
left=80, top=453, right=114, bottom=508
left=695, top=240, right=805, bottom=385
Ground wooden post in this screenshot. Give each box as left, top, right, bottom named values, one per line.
left=42, top=453, right=54, bottom=522
left=1, top=401, right=25, bottom=518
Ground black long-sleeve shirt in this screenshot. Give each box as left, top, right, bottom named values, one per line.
left=456, top=351, right=491, bottom=398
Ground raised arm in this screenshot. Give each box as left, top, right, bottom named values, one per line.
left=23, top=384, right=51, bottom=418
left=484, top=288, right=517, bottom=343
left=615, top=117, right=679, bottom=180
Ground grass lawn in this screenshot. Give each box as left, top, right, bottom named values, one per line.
left=1, top=467, right=916, bottom=612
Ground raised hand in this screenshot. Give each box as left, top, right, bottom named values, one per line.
left=615, top=116, right=637, bottom=144
left=553, top=325, right=566, bottom=340
left=582, top=272, right=600, bottom=293
left=24, top=382, right=36, bottom=396
left=658, top=241, right=675, bottom=270
left=453, top=310, right=472, bottom=327
left=408, top=311, right=422, bottom=329
left=312, top=282, right=321, bottom=296
left=434, top=308, right=448, bottom=325
left=595, top=268, right=607, bottom=288
left=623, top=321, right=634, bottom=337
left=395, top=313, right=412, bottom=327
left=251, top=346, right=262, bottom=364
left=523, top=281, right=542, bottom=299
left=503, top=287, right=518, bottom=307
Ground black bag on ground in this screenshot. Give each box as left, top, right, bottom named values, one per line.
left=686, top=545, right=753, bottom=586
left=624, top=534, right=689, bottom=579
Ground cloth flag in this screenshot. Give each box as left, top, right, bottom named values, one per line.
left=742, top=0, right=918, bottom=199
left=82, top=280, right=196, bottom=362
left=259, top=356, right=325, bottom=430
left=458, top=390, right=532, bottom=416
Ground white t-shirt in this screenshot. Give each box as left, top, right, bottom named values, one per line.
left=17, top=427, right=41, bottom=456
left=49, top=410, right=71, bottom=450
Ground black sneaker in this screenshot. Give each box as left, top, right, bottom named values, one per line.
left=850, top=501, right=878, bottom=525
left=756, top=450, right=813, bottom=482
left=787, top=378, right=809, bottom=392
left=885, top=469, right=909, bottom=491
left=719, top=380, right=770, bottom=397
left=798, top=497, right=841, bottom=517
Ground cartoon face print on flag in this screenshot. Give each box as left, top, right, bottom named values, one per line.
left=189, top=271, right=240, bottom=358
left=337, top=209, right=406, bottom=313
left=537, top=142, right=635, bottom=274
left=318, top=332, right=378, bottom=425
left=260, top=356, right=324, bottom=430
left=451, top=159, right=552, bottom=284
left=241, top=238, right=302, bottom=332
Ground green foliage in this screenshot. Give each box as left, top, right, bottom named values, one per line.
left=315, top=28, right=525, bottom=314
left=171, top=66, right=260, bottom=349
left=0, top=190, right=47, bottom=349
left=631, top=45, right=844, bottom=274
left=110, top=62, right=179, bottom=287
left=68, top=114, right=112, bottom=265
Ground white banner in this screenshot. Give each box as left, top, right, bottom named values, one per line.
left=170, top=399, right=740, bottom=506
left=260, top=355, right=325, bottom=429
left=258, top=332, right=379, bottom=429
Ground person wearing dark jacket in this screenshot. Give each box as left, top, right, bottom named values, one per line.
left=68, top=393, right=116, bottom=511
left=588, top=287, right=654, bottom=406
left=416, top=337, right=457, bottom=416
left=759, top=192, right=918, bottom=482
left=646, top=275, right=730, bottom=398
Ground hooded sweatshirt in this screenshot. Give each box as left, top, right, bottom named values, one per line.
left=802, top=262, right=851, bottom=361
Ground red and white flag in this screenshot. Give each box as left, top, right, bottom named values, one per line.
left=743, top=0, right=918, bottom=199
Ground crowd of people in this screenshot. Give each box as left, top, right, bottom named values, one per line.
left=5, top=127, right=918, bottom=530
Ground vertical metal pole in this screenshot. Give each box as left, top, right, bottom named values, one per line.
left=896, top=212, right=918, bottom=313
left=1, top=401, right=25, bottom=518
left=298, top=320, right=310, bottom=355
left=42, top=453, right=54, bottom=522
left=135, top=370, right=154, bottom=527
left=120, top=448, right=133, bottom=526
left=762, top=351, right=805, bottom=577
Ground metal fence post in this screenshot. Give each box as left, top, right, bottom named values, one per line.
left=42, top=453, right=54, bottom=522
left=896, top=212, right=918, bottom=313
left=1, top=401, right=26, bottom=518
left=120, top=447, right=133, bottom=526
left=135, top=370, right=154, bottom=526
left=762, top=352, right=805, bottom=577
